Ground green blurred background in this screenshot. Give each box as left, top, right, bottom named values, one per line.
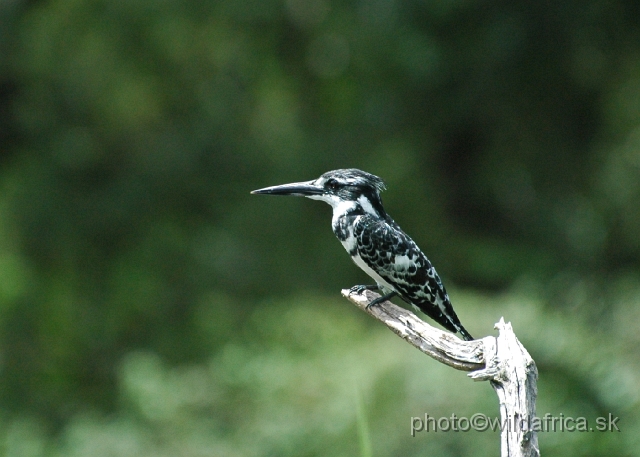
left=1, top=0, right=639, bottom=455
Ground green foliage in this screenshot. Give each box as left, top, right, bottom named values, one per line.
left=1, top=0, right=640, bottom=455
left=0, top=292, right=636, bottom=456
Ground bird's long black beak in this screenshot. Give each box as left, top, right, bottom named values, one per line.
left=251, top=180, right=324, bottom=197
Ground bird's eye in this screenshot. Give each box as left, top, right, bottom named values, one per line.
left=326, top=179, right=339, bottom=190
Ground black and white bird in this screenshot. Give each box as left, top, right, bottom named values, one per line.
left=251, top=168, right=474, bottom=341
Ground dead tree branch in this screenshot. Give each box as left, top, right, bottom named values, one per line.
left=342, top=288, right=540, bottom=457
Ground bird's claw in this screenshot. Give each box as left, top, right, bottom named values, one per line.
left=365, top=291, right=398, bottom=310
left=349, top=285, right=379, bottom=295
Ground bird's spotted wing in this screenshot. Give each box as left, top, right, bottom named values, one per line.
left=353, top=215, right=463, bottom=334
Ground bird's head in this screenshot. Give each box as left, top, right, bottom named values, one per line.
left=251, top=168, right=387, bottom=217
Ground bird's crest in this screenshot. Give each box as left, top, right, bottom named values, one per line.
left=320, top=169, right=386, bottom=193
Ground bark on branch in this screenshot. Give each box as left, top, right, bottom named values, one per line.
left=342, top=288, right=540, bottom=457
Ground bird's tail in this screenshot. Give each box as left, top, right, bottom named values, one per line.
left=457, top=326, right=474, bottom=341
left=438, top=307, right=474, bottom=341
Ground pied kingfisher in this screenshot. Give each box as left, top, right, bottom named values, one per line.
left=251, top=168, right=474, bottom=341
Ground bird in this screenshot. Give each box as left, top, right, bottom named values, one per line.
left=251, top=168, right=474, bottom=341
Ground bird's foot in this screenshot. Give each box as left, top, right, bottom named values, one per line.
left=349, top=284, right=379, bottom=295
left=365, top=291, right=398, bottom=310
